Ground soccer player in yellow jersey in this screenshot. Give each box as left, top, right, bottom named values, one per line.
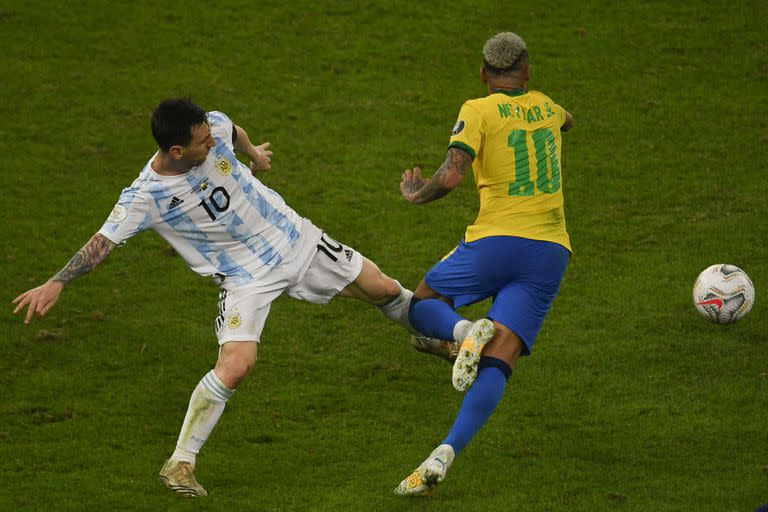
left=395, top=32, right=574, bottom=496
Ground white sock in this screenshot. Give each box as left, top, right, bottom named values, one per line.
left=377, top=281, right=417, bottom=334
left=425, top=444, right=456, bottom=482
left=452, top=320, right=472, bottom=343
left=170, top=370, right=234, bottom=466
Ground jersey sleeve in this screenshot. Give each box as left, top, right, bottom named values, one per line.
left=98, top=187, right=152, bottom=245
left=448, top=101, right=484, bottom=159
left=555, top=102, right=566, bottom=128
left=544, top=97, right=567, bottom=129
left=208, top=111, right=235, bottom=148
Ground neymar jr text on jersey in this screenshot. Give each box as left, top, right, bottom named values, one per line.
left=497, top=101, right=558, bottom=123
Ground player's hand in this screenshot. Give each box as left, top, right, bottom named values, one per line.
left=12, top=281, right=64, bottom=324
left=400, top=166, right=429, bottom=203
left=249, top=142, right=272, bottom=173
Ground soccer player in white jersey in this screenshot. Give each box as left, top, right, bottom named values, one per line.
left=13, top=98, right=417, bottom=498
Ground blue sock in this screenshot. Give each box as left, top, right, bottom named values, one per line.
left=408, top=297, right=464, bottom=340
left=443, top=356, right=512, bottom=455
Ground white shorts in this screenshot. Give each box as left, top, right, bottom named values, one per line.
left=214, top=232, right=364, bottom=344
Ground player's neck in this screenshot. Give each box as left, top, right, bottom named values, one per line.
left=487, top=79, right=528, bottom=94
left=152, top=151, right=192, bottom=176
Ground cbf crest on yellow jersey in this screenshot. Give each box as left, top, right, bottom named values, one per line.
left=449, top=89, right=571, bottom=252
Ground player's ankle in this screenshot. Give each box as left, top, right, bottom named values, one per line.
left=452, top=320, right=472, bottom=343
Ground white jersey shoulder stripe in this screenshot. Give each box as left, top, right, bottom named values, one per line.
left=214, top=138, right=301, bottom=248
left=98, top=111, right=317, bottom=287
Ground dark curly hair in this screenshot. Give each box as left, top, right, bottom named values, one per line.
left=151, top=98, right=208, bottom=151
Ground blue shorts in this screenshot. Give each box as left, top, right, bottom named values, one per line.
left=425, top=236, right=570, bottom=355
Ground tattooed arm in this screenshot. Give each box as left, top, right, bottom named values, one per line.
left=400, top=147, right=473, bottom=205
left=12, top=233, right=116, bottom=324
left=50, top=233, right=115, bottom=284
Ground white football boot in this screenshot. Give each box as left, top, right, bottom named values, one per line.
left=410, top=335, right=459, bottom=363
left=159, top=459, right=208, bottom=497
left=394, top=444, right=455, bottom=496
left=452, top=318, right=495, bottom=392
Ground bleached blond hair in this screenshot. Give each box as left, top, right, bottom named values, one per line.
left=482, top=32, right=527, bottom=71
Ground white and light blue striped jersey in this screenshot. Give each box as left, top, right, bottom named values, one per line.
left=98, top=111, right=321, bottom=288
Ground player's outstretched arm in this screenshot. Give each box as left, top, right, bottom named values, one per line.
left=400, top=146, right=472, bottom=205
left=12, top=233, right=116, bottom=324
left=234, top=124, right=272, bottom=173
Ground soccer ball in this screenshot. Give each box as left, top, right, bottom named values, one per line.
left=693, top=264, right=755, bottom=324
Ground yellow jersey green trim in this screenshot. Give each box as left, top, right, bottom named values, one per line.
left=449, top=141, right=476, bottom=159
left=492, top=88, right=527, bottom=97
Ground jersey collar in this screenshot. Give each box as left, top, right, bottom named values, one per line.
left=492, top=88, right=527, bottom=97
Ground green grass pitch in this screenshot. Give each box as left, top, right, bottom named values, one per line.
left=1, top=1, right=767, bottom=510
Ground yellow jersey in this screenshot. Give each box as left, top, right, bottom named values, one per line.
left=449, top=89, right=571, bottom=252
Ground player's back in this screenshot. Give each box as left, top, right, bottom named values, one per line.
left=450, top=90, right=570, bottom=251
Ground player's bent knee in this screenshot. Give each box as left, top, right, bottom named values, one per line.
left=216, top=359, right=255, bottom=389
left=348, top=265, right=399, bottom=305
left=378, top=275, right=400, bottom=301
left=369, top=276, right=400, bottom=305
left=484, top=322, right=524, bottom=368
left=216, top=341, right=259, bottom=388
